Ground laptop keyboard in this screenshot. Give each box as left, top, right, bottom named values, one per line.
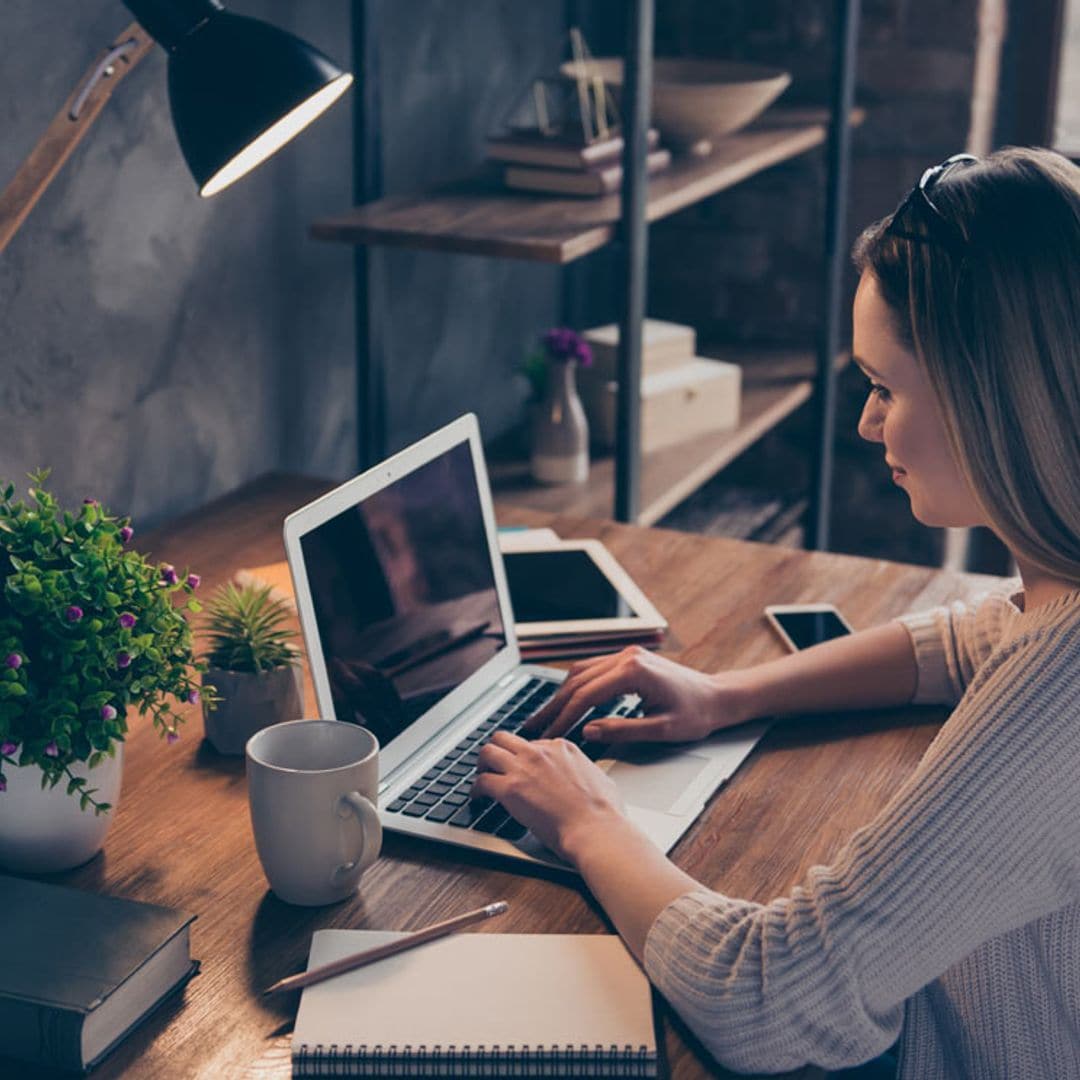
left=384, top=676, right=642, bottom=842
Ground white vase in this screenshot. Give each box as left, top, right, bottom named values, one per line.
left=530, top=359, right=590, bottom=485
left=0, top=745, right=124, bottom=873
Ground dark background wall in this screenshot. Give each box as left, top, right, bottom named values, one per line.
left=3, top=0, right=992, bottom=571
left=1, top=1, right=356, bottom=529
left=637, top=0, right=982, bottom=565
left=363, top=0, right=566, bottom=453
left=1, top=1, right=572, bottom=531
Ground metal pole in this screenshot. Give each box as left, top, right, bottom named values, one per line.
left=353, top=0, right=385, bottom=471
left=806, top=0, right=860, bottom=550
left=614, top=0, right=653, bottom=523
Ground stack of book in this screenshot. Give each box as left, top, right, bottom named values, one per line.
left=485, top=127, right=670, bottom=197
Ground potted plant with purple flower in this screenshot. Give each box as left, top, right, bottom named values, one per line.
left=0, top=472, right=206, bottom=872
left=525, top=326, right=593, bottom=485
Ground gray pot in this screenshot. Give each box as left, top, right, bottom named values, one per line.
left=202, top=664, right=305, bottom=755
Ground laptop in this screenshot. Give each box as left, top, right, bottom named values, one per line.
left=284, top=414, right=768, bottom=870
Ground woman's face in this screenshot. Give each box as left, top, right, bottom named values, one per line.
left=852, top=272, right=985, bottom=528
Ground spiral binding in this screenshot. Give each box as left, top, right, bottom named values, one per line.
left=293, top=1042, right=657, bottom=1077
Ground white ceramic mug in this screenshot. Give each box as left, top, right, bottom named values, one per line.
left=246, top=719, right=382, bottom=906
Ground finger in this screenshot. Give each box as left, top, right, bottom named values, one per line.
left=584, top=713, right=675, bottom=744
left=540, top=666, right=639, bottom=739
left=475, top=740, right=517, bottom=774
left=470, top=770, right=509, bottom=801
left=488, top=729, right=530, bottom=751
left=566, top=653, right=618, bottom=676
left=523, top=658, right=615, bottom=733
left=524, top=661, right=623, bottom=736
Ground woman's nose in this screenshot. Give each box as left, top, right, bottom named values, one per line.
left=858, top=397, right=884, bottom=443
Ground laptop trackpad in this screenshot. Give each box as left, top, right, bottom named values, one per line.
left=606, top=748, right=713, bottom=814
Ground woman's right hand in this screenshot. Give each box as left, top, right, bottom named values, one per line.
left=522, top=646, right=757, bottom=745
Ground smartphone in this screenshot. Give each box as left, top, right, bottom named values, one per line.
left=764, top=603, right=854, bottom=652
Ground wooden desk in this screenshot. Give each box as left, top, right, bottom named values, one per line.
left=10, top=475, right=1004, bottom=1080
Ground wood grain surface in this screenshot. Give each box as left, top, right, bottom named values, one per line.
left=5, top=475, right=1006, bottom=1080
left=309, top=120, right=829, bottom=264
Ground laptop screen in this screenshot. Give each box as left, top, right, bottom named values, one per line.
left=299, top=440, right=508, bottom=748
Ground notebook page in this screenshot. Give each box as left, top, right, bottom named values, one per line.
left=292, top=931, right=654, bottom=1052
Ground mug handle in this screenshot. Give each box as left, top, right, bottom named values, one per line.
left=331, top=791, right=383, bottom=884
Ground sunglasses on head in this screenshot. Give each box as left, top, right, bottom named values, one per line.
left=885, top=153, right=979, bottom=252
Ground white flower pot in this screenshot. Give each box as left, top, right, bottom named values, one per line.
left=0, top=745, right=124, bottom=873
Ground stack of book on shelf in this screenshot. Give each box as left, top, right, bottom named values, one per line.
left=578, top=318, right=743, bottom=453
left=485, top=126, right=670, bottom=197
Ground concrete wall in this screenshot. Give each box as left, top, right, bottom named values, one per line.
left=1, top=1, right=355, bottom=529
left=1, top=1, right=569, bottom=528
left=363, top=0, right=565, bottom=454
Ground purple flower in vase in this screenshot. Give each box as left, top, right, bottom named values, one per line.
left=82, top=498, right=97, bottom=507
left=160, top=565, right=179, bottom=586
left=44, top=740, right=59, bottom=758
left=166, top=730, right=180, bottom=744
left=119, top=525, right=134, bottom=543
left=5, top=653, right=21, bottom=670
left=541, top=327, right=592, bottom=366
left=187, top=690, right=200, bottom=706
left=116, top=651, right=132, bottom=669
left=186, top=573, right=201, bottom=590
left=1, top=740, right=17, bottom=757
left=65, top=605, right=84, bottom=623
left=118, top=612, right=136, bottom=629
left=101, top=704, right=118, bottom=722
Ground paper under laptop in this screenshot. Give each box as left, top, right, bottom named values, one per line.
left=283, top=413, right=768, bottom=870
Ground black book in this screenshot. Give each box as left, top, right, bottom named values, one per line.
left=0, top=875, right=197, bottom=1073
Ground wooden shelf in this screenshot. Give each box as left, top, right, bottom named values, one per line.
left=310, top=112, right=836, bottom=264
left=488, top=347, right=850, bottom=526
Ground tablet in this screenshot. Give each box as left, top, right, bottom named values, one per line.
left=497, top=536, right=667, bottom=639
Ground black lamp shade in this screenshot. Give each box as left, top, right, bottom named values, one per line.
left=166, top=11, right=352, bottom=196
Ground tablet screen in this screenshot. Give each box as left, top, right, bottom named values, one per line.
left=503, top=550, right=634, bottom=621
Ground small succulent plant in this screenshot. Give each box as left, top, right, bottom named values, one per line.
left=202, top=583, right=300, bottom=674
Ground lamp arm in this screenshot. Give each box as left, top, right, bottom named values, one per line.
left=0, top=22, right=155, bottom=257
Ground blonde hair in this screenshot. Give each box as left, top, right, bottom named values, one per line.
left=852, top=147, right=1080, bottom=584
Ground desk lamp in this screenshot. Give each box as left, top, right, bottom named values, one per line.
left=0, top=0, right=353, bottom=254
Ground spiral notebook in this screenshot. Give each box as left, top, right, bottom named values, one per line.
left=292, top=930, right=658, bottom=1078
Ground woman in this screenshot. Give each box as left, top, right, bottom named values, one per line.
left=472, top=147, right=1080, bottom=1078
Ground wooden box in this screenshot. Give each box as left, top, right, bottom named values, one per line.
left=592, top=357, right=741, bottom=452
left=582, top=318, right=696, bottom=379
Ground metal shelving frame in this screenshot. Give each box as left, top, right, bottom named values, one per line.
left=348, top=0, right=861, bottom=548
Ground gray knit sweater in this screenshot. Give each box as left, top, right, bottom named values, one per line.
left=643, top=587, right=1080, bottom=1077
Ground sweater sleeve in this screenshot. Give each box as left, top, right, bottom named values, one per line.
left=896, top=586, right=1020, bottom=705
left=643, top=621, right=1080, bottom=1074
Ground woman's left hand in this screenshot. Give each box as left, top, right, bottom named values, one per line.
left=471, top=731, right=629, bottom=862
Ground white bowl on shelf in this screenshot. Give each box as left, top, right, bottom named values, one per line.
left=560, top=58, right=791, bottom=155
